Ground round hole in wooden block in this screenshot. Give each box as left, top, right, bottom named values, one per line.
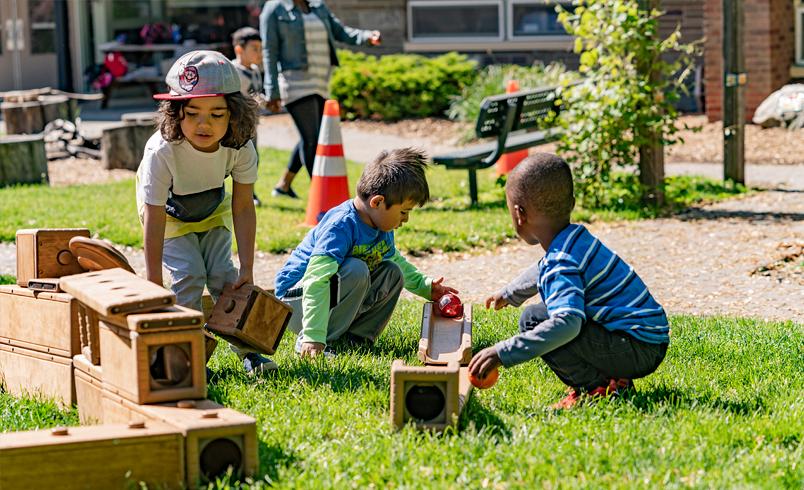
left=405, top=384, right=445, bottom=422
left=56, top=249, right=74, bottom=266
left=223, top=299, right=237, bottom=314
left=149, top=344, right=191, bottom=387
left=199, top=438, right=243, bottom=481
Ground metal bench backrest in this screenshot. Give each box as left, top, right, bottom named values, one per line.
left=475, top=87, right=561, bottom=139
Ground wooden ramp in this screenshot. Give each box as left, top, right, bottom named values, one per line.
left=417, top=302, right=472, bottom=366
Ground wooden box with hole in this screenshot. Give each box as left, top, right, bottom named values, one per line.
left=205, top=283, right=291, bottom=355
left=14, top=228, right=90, bottom=287
left=98, top=319, right=206, bottom=404
left=389, top=360, right=473, bottom=431
left=0, top=422, right=185, bottom=489
left=102, top=394, right=258, bottom=487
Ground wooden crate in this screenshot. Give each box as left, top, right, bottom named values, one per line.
left=0, top=284, right=80, bottom=357
left=418, top=302, right=473, bottom=366
left=390, top=360, right=470, bottom=431
left=103, top=394, right=258, bottom=487
left=15, top=228, right=89, bottom=286
left=0, top=422, right=184, bottom=489
left=98, top=320, right=206, bottom=404
left=72, top=354, right=104, bottom=425
left=205, top=284, right=291, bottom=355
left=59, top=268, right=175, bottom=316
left=0, top=341, right=74, bottom=405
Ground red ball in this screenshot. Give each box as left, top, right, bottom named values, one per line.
left=469, top=366, right=499, bottom=389
left=437, top=293, right=463, bottom=318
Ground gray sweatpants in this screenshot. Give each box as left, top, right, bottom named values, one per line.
left=522, top=303, right=668, bottom=391
left=283, top=258, right=404, bottom=345
left=162, top=226, right=252, bottom=356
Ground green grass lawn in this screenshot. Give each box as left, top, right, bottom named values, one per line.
left=0, top=149, right=746, bottom=254
left=4, top=306, right=801, bottom=488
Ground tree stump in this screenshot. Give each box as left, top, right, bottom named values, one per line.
left=1, top=94, right=74, bottom=135
left=100, top=120, right=156, bottom=171
left=0, top=134, right=48, bottom=186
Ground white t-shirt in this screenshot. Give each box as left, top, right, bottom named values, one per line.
left=136, top=132, right=258, bottom=238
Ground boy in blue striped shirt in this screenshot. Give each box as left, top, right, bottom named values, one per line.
left=468, top=153, right=669, bottom=409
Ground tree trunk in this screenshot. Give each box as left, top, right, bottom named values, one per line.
left=100, top=121, right=157, bottom=171
left=637, top=0, right=665, bottom=207
left=1, top=95, right=74, bottom=135
left=0, top=134, right=49, bottom=186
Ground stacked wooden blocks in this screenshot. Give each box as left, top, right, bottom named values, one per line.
left=0, top=229, right=259, bottom=489
left=390, top=302, right=474, bottom=431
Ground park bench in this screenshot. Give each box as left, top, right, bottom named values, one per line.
left=433, top=86, right=565, bottom=205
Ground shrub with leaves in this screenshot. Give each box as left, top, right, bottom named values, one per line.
left=447, top=63, right=570, bottom=124
left=556, top=0, right=698, bottom=208
left=329, top=51, right=477, bottom=121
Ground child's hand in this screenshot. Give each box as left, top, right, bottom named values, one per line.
left=485, top=292, right=510, bottom=310
left=430, top=277, right=459, bottom=301
left=299, top=342, right=325, bottom=357
left=232, top=269, right=254, bottom=289
left=368, top=30, right=382, bottom=46
left=469, top=346, right=502, bottom=380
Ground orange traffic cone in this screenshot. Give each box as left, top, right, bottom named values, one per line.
left=304, top=99, right=350, bottom=226
left=496, top=79, right=529, bottom=176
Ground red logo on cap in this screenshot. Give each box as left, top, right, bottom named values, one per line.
left=179, top=66, right=199, bottom=92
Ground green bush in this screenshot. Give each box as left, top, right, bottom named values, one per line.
left=448, top=63, right=570, bottom=124
left=330, top=51, right=477, bottom=121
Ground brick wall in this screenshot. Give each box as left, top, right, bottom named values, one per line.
left=704, top=0, right=795, bottom=121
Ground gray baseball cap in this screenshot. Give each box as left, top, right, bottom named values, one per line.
left=154, top=50, right=241, bottom=100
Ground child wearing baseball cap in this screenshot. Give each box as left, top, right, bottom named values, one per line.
left=136, top=50, right=275, bottom=376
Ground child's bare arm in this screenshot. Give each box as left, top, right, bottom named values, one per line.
left=232, top=181, right=256, bottom=288
left=143, top=204, right=167, bottom=286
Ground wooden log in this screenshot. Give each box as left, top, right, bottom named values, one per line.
left=0, top=422, right=185, bottom=489
left=0, top=94, right=74, bottom=134
left=59, top=268, right=175, bottom=316
left=205, top=283, right=291, bottom=355
left=390, top=360, right=463, bottom=432
left=418, top=302, right=472, bottom=366
left=38, top=95, right=74, bottom=125
left=98, top=320, right=206, bottom=404
left=0, top=341, right=74, bottom=405
left=100, top=121, right=156, bottom=171
left=103, top=395, right=258, bottom=487
left=0, top=134, right=48, bottom=186
left=72, top=353, right=104, bottom=424
left=15, top=228, right=90, bottom=286
left=0, top=284, right=80, bottom=357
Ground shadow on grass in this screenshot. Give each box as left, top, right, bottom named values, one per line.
left=258, top=441, right=298, bottom=485
left=628, top=385, right=766, bottom=415
left=461, top=396, right=511, bottom=438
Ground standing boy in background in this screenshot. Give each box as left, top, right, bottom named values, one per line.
left=231, top=26, right=265, bottom=207
left=469, top=153, right=669, bottom=409
left=274, top=148, right=458, bottom=357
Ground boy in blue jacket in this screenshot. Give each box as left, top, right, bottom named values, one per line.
left=275, top=148, right=457, bottom=357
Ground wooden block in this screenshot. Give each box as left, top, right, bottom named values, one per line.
left=205, top=283, right=291, bottom=355
left=26, top=278, right=61, bottom=292
left=103, top=395, right=258, bottom=487
left=102, top=305, right=204, bottom=332
left=418, top=302, right=473, bottom=366
left=59, top=268, right=175, bottom=316
left=390, top=360, right=464, bottom=431
left=72, top=354, right=104, bottom=424
left=0, top=341, right=74, bottom=406
left=201, top=294, right=215, bottom=323
left=0, top=285, right=80, bottom=357
left=99, top=320, right=206, bottom=404
left=77, top=303, right=101, bottom=364
left=0, top=422, right=185, bottom=489
left=68, top=236, right=134, bottom=273
left=14, top=228, right=90, bottom=287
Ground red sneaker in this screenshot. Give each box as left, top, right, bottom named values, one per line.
left=551, top=389, right=582, bottom=409
left=551, top=382, right=621, bottom=410
left=608, top=378, right=634, bottom=393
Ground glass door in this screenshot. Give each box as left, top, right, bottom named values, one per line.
left=0, top=0, right=58, bottom=91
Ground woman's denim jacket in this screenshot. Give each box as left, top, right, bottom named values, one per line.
left=260, top=0, right=371, bottom=100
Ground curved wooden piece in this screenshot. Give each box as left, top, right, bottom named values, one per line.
left=68, top=236, right=134, bottom=273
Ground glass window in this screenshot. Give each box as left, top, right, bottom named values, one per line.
left=510, top=1, right=571, bottom=38
left=409, top=1, right=502, bottom=40
left=30, top=0, right=55, bottom=54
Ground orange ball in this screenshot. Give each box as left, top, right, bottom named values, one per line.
left=469, top=366, right=499, bottom=389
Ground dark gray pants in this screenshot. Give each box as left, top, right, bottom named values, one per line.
left=285, top=258, right=404, bottom=346
left=521, top=303, right=668, bottom=391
